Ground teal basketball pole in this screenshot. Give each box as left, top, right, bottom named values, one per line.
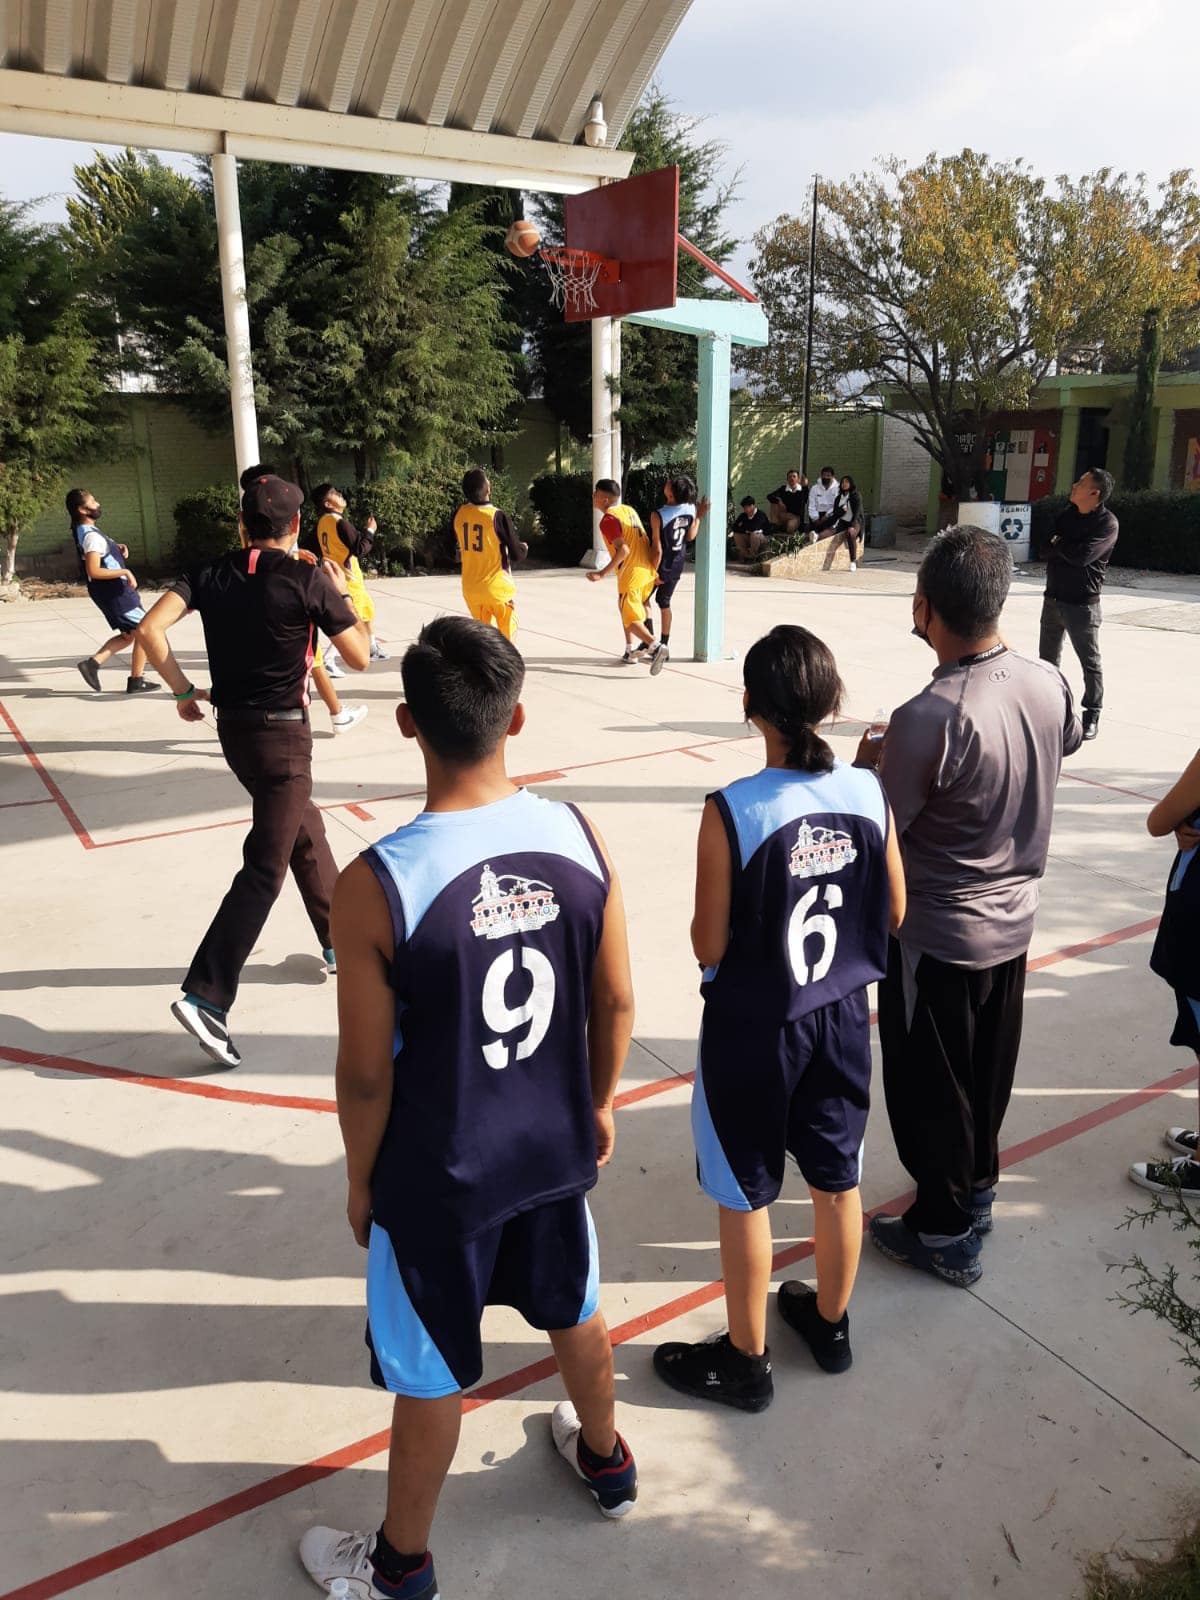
left=626, top=297, right=769, bottom=662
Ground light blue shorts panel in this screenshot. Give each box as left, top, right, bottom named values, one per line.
left=366, top=1223, right=461, bottom=1398
left=691, top=1055, right=753, bottom=1212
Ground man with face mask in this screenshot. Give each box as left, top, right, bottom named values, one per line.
left=805, top=466, right=839, bottom=541
left=856, top=526, right=1081, bottom=1287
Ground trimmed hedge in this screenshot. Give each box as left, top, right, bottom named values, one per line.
left=1031, top=491, right=1200, bottom=573
left=528, top=461, right=700, bottom=567
left=172, top=483, right=242, bottom=567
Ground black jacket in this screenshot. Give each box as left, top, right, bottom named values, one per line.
left=1045, top=504, right=1119, bottom=605
left=767, top=483, right=808, bottom=517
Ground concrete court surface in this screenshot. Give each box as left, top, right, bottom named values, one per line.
left=1, top=557, right=1198, bottom=1600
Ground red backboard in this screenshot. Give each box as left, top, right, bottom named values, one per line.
left=562, top=164, right=679, bottom=322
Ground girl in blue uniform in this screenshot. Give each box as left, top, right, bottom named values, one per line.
left=1129, top=751, right=1200, bottom=1202
left=655, top=625, right=906, bottom=1410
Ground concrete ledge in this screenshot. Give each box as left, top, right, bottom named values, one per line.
left=756, top=534, right=852, bottom=578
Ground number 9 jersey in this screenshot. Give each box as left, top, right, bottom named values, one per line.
left=701, top=762, right=891, bottom=1020
left=362, top=789, right=610, bottom=1253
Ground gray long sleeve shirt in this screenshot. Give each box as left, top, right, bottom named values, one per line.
left=878, top=647, right=1082, bottom=968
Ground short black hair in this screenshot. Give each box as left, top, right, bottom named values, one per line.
left=743, top=625, right=844, bottom=774
left=65, top=487, right=89, bottom=517
left=918, top=525, right=1012, bottom=638
left=401, top=616, right=525, bottom=763
left=670, top=473, right=697, bottom=503
left=462, top=467, right=490, bottom=504
left=786, top=467, right=800, bottom=477
left=312, top=482, right=338, bottom=510
left=820, top=464, right=835, bottom=473
left=595, top=478, right=621, bottom=496
left=741, top=495, right=757, bottom=507
left=1086, top=467, right=1114, bottom=505
left=239, top=463, right=275, bottom=491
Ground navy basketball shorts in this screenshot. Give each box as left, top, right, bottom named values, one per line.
left=691, top=991, right=872, bottom=1208
left=366, top=1195, right=599, bottom=1397
left=655, top=557, right=685, bottom=610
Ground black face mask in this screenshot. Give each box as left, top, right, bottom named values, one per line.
left=88, top=505, right=101, bottom=521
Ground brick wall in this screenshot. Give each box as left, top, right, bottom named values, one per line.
left=879, top=414, right=934, bottom=520
left=730, top=402, right=883, bottom=511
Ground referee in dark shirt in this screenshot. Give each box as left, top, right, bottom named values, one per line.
left=137, top=474, right=370, bottom=1068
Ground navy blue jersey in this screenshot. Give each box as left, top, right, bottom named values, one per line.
left=702, top=762, right=891, bottom=1021
left=363, top=789, right=609, bottom=1249
left=75, top=523, right=143, bottom=629
left=1150, top=822, right=1200, bottom=996
left=657, top=503, right=696, bottom=567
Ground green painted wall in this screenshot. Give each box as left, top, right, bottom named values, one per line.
left=728, top=402, right=883, bottom=511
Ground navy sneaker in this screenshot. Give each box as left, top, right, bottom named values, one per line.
left=869, top=1214, right=983, bottom=1287
left=299, top=1528, right=438, bottom=1597
left=653, top=1330, right=774, bottom=1412
left=777, top=1281, right=852, bottom=1373
left=170, top=995, right=241, bottom=1069
left=971, top=1186, right=996, bottom=1235
left=551, top=1402, right=638, bottom=1518
left=77, top=658, right=102, bottom=692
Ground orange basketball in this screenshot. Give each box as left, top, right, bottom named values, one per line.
left=505, top=219, right=541, bottom=258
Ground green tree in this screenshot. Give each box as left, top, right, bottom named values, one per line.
left=744, top=154, right=1200, bottom=497
left=0, top=202, right=114, bottom=582
left=1122, top=307, right=1163, bottom=491
left=68, top=153, right=519, bottom=485
left=526, top=84, right=737, bottom=475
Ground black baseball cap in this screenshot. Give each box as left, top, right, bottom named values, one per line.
left=241, top=475, right=304, bottom=538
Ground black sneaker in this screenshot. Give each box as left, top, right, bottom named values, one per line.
left=170, top=995, right=241, bottom=1069
left=126, top=676, right=159, bottom=694
left=77, top=658, right=102, bottom=692
left=776, top=1281, right=852, bottom=1374
left=652, top=1331, right=773, bottom=1412
left=1128, top=1156, right=1200, bottom=1201
left=1165, top=1128, right=1199, bottom=1157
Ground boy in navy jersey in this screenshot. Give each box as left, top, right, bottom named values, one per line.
left=654, top=627, right=905, bottom=1410
left=300, top=618, right=638, bottom=1598
left=649, top=473, right=709, bottom=663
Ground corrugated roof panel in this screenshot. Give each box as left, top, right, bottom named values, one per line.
left=0, top=0, right=694, bottom=148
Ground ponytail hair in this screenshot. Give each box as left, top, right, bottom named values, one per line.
left=66, top=488, right=88, bottom=579
left=742, top=625, right=844, bottom=773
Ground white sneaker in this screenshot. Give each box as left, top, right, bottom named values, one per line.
left=1165, top=1127, right=1199, bottom=1156
left=648, top=642, right=668, bottom=677
left=370, top=638, right=391, bottom=661
left=331, top=705, right=368, bottom=734
left=298, top=1527, right=439, bottom=1597
left=323, top=652, right=346, bottom=679
left=849, top=561, right=857, bottom=571
left=551, top=1402, right=638, bottom=1518
left=170, top=996, right=240, bottom=1069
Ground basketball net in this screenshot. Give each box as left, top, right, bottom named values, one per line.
left=539, top=247, right=607, bottom=316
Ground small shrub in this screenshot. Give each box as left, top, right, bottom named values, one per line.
left=172, top=483, right=241, bottom=567
left=1031, top=491, right=1200, bottom=573
left=529, top=472, right=591, bottom=565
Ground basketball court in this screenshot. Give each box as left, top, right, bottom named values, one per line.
left=2, top=558, right=1198, bottom=1598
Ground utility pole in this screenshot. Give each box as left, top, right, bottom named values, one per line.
left=800, top=174, right=819, bottom=480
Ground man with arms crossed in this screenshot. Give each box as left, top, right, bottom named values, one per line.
left=137, top=474, right=370, bottom=1069
left=859, top=526, right=1081, bottom=1286
left=299, top=617, right=638, bottom=1597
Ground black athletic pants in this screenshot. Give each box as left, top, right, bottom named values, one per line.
left=183, top=713, right=337, bottom=1013
left=1039, top=595, right=1103, bottom=711
left=878, top=938, right=1028, bottom=1237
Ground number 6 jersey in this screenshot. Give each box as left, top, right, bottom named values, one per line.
left=362, top=789, right=609, bottom=1251
left=702, top=762, right=891, bottom=1020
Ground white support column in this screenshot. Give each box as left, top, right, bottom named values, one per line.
left=609, top=316, right=622, bottom=487
left=584, top=314, right=614, bottom=567
left=211, top=150, right=260, bottom=480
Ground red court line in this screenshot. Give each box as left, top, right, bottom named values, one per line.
left=344, top=803, right=375, bottom=822
left=1059, top=771, right=1162, bottom=804
left=8, top=1055, right=1195, bottom=1600
left=1027, top=916, right=1160, bottom=972
left=0, top=697, right=96, bottom=848
left=0, top=795, right=56, bottom=810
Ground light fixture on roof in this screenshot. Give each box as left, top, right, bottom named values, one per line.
left=582, top=99, right=607, bottom=149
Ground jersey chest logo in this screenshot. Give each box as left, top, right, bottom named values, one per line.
left=788, top=820, right=858, bottom=879
left=471, top=864, right=561, bottom=941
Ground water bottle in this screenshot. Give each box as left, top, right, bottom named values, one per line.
left=866, top=705, right=889, bottom=742
left=329, top=1580, right=351, bottom=1598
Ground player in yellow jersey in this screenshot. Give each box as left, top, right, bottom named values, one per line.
left=587, top=479, right=667, bottom=675
left=453, top=468, right=527, bottom=642
left=313, top=484, right=389, bottom=663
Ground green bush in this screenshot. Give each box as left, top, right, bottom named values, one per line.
left=172, top=483, right=241, bottom=567
left=529, top=472, right=591, bottom=565
left=1031, top=491, right=1200, bottom=573
left=625, top=460, right=698, bottom=523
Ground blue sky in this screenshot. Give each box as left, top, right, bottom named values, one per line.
left=0, top=0, right=1192, bottom=254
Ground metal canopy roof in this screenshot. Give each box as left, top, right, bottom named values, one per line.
left=0, top=0, right=691, bottom=189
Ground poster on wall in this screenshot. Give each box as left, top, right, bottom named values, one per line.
left=1186, top=436, right=1200, bottom=493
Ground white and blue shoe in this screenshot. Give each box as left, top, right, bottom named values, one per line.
left=170, top=995, right=241, bottom=1069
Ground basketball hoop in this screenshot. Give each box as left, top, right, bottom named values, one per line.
left=539, top=247, right=618, bottom=316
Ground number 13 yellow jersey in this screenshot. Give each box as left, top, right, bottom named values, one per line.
left=454, top=503, right=515, bottom=596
